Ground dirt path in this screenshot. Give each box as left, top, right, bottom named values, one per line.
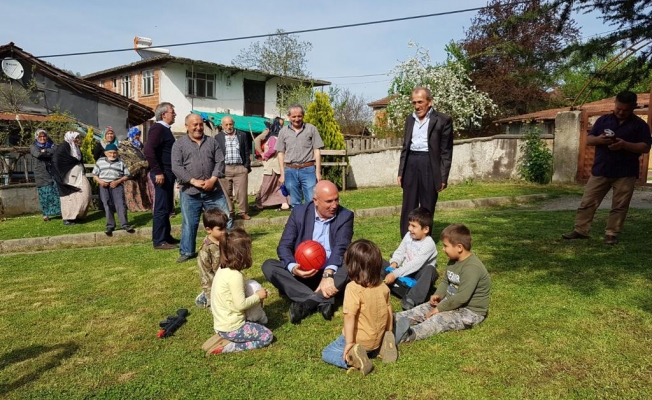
left=539, top=187, right=652, bottom=211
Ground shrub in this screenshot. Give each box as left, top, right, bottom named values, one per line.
left=518, top=129, right=553, bottom=184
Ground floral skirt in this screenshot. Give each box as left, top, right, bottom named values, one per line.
left=124, top=175, right=152, bottom=212
left=37, top=182, right=61, bottom=217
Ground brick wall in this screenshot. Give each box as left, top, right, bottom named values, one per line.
left=91, top=69, right=160, bottom=110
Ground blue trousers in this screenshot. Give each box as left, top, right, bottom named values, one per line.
left=179, top=189, right=231, bottom=257
left=283, top=165, right=316, bottom=208
left=322, top=334, right=379, bottom=369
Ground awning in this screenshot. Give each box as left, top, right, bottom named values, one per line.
left=191, top=111, right=272, bottom=135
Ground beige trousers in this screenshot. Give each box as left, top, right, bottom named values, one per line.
left=219, top=164, right=249, bottom=214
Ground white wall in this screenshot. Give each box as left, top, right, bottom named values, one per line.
left=159, top=64, right=281, bottom=133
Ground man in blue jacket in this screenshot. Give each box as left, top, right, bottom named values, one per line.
left=262, top=180, right=354, bottom=324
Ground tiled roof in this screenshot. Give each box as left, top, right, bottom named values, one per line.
left=82, top=55, right=330, bottom=86
left=495, top=93, right=650, bottom=123
left=367, top=95, right=397, bottom=109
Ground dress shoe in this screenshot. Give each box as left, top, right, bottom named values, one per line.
left=289, top=301, right=311, bottom=324
left=177, top=254, right=196, bottom=263
left=319, top=303, right=335, bottom=321
left=63, top=220, right=75, bottom=226
left=154, top=243, right=178, bottom=250
left=105, top=227, right=114, bottom=236
left=604, top=235, right=618, bottom=245
left=166, top=237, right=181, bottom=244
left=562, top=231, right=589, bottom=240
left=124, top=225, right=135, bottom=233
left=239, top=213, right=251, bottom=220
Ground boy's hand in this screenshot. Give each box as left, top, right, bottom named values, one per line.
left=429, top=294, right=441, bottom=307
left=384, top=272, right=397, bottom=285
left=425, top=307, right=439, bottom=319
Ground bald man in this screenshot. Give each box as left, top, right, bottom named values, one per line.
left=262, top=180, right=354, bottom=324
left=215, top=116, right=252, bottom=220
left=171, top=113, right=232, bottom=263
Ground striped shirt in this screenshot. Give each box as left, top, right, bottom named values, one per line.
left=92, top=157, right=130, bottom=182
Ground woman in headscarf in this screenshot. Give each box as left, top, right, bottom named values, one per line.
left=29, top=128, right=61, bottom=221
left=53, top=131, right=91, bottom=225
left=252, top=117, right=290, bottom=211
left=118, top=126, right=152, bottom=212
left=93, top=126, right=118, bottom=162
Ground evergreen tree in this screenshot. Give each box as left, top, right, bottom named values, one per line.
left=81, top=127, right=96, bottom=163
left=304, top=92, right=346, bottom=188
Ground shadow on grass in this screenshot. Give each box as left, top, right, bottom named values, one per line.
left=0, top=342, right=79, bottom=396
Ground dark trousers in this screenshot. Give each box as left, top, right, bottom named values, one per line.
left=400, top=152, right=437, bottom=238
left=261, top=259, right=348, bottom=309
left=99, top=184, right=128, bottom=229
left=382, top=260, right=439, bottom=308
left=150, top=170, right=175, bottom=246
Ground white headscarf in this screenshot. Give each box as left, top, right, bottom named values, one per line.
left=64, top=131, right=81, bottom=160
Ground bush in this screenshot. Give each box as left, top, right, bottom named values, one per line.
left=518, top=129, right=553, bottom=184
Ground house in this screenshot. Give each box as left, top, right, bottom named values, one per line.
left=367, top=95, right=396, bottom=127
left=83, top=52, right=330, bottom=134
left=0, top=42, right=154, bottom=139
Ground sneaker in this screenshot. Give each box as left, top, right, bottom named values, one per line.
left=202, top=334, right=232, bottom=356
left=379, top=331, right=397, bottom=363
left=195, top=292, right=208, bottom=308
left=562, top=231, right=589, bottom=240
left=346, top=344, right=373, bottom=376
left=395, top=317, right=412, bottom=345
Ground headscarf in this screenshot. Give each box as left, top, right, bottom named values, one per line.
left=101, top=126, right=118, bottom=148
left=64, top=131, right=81, bottom=160
left=34, top=128, right=54, bottom=149
left=127, top=126, right=142, bottom=148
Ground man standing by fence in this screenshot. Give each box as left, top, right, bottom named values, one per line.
left=562, top=91, right=651, bottom=245
left=397, top=87, right=454, bottom=238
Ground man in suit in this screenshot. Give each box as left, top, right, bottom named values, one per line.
left=144, top=102, right=178, bottom=250
left=215, top=115, right=252, bottom=220
left=262, top=180, right=354, bottom=324
left=397, top=87, right=454, bottom=238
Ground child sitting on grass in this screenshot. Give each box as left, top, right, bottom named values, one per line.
left=205, top=228, right=272, bottom=355
left=384, top=207, right=438, bottom=310
left=395, top=223, right=491, bottom=344
left=195, top=208, right=229, bottom=308
left=321, top=239, right=396, bottom=376
left=92, top=143, right=134, bottom=235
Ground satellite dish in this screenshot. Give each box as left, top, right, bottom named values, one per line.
left=2, top=58, right=24, bottom=80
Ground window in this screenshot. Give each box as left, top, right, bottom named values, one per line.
left=112, top=78, right=118, bottom=92
left=98, top=81, right=104, bottom=88
left=121, top=75, right=132, bottom=98
left=142, top=70, right=154, bottom=96
left=186, top=71, right=215, bottom=98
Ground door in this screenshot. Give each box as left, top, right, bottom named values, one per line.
left=243, top=79, right=265, bottom=117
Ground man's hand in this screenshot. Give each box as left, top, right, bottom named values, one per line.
left=315, top=170, right=322, bottom=182
left=425, top=307, right=439, bottom=319
left=397, top=176, right=402, bottom=187
left=155, top=174, right=165, bottom=186
left=384, top=272, right=397, bottom=285
left=608, top=137, right=626, bottom=151
left=315, top=277, right=338, bottom=298
left=109, top=180, right=122, bottom=188
left=190, top=178, right=205, bottom=189
left=429, top=294, right=441, bottom=307
left=97, top=179, right=109, bottom=188
left=203, top=177, right=217, bottom=192
left=292, top=266, right=319, bottom=279
left=438, top=182, right=447, bottom=192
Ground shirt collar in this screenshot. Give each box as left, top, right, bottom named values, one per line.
left=314, top=208, right=335, bottom=223
left=412, top=107, right=434, bottom=122
left=157, top=120, right=171, bottom=129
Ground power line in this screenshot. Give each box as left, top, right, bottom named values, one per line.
left=35, top=2, right=536, bottom=59
left=320, top=72, right=389, bottom=79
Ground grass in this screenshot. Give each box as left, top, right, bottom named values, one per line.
left=1, top=199, right=651, bottom=399
left=0, top=180, right=584, bottom=241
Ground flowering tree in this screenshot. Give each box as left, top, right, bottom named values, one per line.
left=385, top=43, right=497, bottom=134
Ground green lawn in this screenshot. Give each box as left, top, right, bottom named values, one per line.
left=1, top=203, right=650, bottom=399
left=0, top=180, right=584, bottom=241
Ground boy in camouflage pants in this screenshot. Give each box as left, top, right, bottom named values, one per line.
left=395, top=224, right=491, bottom=343
left=195, top=208, right=228, bottom=308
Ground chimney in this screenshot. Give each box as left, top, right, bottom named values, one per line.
left=134, top=37, right=170, bottom=59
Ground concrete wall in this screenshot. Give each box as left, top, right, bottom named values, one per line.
left=0, top=183, right=40, bottom=215
left=552, top=111, right=582, bottom=183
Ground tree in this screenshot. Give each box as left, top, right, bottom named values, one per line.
left=277, top=84, right=313, bottom=116
left=384, top=43, right=497, bottom=134
left=304, top=92, right=346, bottom=188
left=328, top=88, right=373, bottom=136
left=554, top=0, right=652, bottom=91
left=556, top=53, right=652, bottom=105
left=459, top=0, right=579, bottom=117
left=232, top=29, right=313, bottom=78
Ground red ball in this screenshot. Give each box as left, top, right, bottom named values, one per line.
left=295, top=240, right=327, bottom=271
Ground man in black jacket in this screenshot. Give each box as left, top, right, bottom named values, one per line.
left=215, top=115, right=252, bottom=220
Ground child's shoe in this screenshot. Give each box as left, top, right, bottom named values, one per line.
left=195, top=292, right=208, bottom=308
left=379, top=331, right=397, bottom=363
left=346, top=344, right=373, bottom=376
left=202, top=334, right=233, bottom=357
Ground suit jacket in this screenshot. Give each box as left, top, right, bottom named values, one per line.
left=398, top=108, right=454, bottom=190
left=215, top=130, right=251, bottom=172
left=277, top=202, right=354, bottom=270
